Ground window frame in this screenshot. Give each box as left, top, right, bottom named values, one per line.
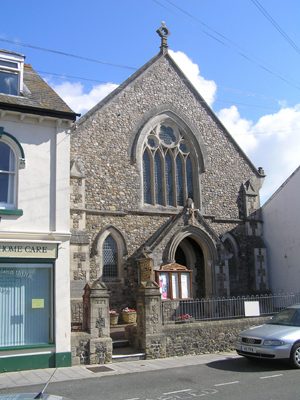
left=142, top=119, right=197, bottom=209
left=0, top=51, right=24, bottom=96
left=0, top=141, right=17, bottom=209
left=0, top=130, right=25, bottom=213
left=95, top=227, right=127, bottom=283
left=0, top=261, right=54, bottom=349
left=102, top=235, right=118, bottom=278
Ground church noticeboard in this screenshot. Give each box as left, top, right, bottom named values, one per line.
left=155, top=263, right=192, bottom=300
left=0, top=242, right=58, bottom=259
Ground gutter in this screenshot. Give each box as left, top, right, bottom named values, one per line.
left=0, top=102, right=80, bottom=121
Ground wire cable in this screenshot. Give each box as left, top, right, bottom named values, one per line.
left=251, top=0, right=300, bottom=56
left=152, top=0, right=300, bottom=91
left=36, top=70, right=111, bottom=84
left=0, top=38, right=137, bottom=71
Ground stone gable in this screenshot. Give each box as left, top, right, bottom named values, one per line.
left=70, top=34, right=268, bottom=309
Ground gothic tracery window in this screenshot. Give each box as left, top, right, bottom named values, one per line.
left=142, top=123, right=195, bottom=207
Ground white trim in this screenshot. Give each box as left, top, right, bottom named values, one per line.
left=0, top=351, right=53, bottom=358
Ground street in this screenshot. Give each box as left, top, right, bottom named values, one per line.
left=0, top=356, right=299, bottom=400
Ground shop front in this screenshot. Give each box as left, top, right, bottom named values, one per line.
left=0, top=240, right=71, bottom=372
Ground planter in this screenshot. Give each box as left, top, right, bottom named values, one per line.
left=122, top=311, right=137, bottom=324
left=110, top=313, right=119, bottom=326
left=176, top=318, right=195, bottom=324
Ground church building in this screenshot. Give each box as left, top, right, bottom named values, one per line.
left=70, top=24, right=269, bottom=313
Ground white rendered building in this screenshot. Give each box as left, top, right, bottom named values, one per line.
left=0, top=49, right=78, bottom=372
left=262, top=166, right=300, bottom=294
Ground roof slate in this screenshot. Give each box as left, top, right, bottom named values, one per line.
left=0, top=64, right=78, bottom=120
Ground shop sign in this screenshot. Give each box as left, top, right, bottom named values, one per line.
left=0, top=242, right=58, bottom=259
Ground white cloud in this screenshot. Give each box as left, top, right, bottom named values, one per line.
left=217, top=105, right=300, bottom=204
left=168, top=51, right=300, bottom=203
left=46, top=80, right=118, bottom=115
left=169, top=50, right=217, bottom=106
left=247, top=106, right=300, bottom=204
left=217, top=106, right=257, bottom=153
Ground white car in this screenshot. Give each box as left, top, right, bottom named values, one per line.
left=235, top=304, right=300, bottom=368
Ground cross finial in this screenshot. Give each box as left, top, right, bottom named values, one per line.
left=156, top=22, right=171, bottom=54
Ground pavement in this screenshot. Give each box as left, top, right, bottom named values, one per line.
left=0, top=352, right=239, bottom=390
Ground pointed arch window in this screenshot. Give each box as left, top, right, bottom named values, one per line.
left=103, top=235, right=118, bottom=278
left=94, top=226, right=127, bottom=282
left=143, top=150, right=152, bottom=205
left=222, top=234, right=239, bottom=281
left=165, top=152, right=173, bottom=206
left=176, top=156, right=184, bottom=206
left=186, top=156, right=194, bottom=201
left=142, top=122, right=196, bottom=208
left=154, top=152, right=163, bottom=205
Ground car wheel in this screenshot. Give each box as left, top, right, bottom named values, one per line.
left=290, top=343, right=300, bottom=368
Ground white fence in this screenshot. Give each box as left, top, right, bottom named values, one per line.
left=162, top=293, right=300, bottom=324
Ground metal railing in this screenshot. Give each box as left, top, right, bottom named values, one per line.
left=162, top=293, right=300, bottom=325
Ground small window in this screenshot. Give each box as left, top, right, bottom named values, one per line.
left=0, top=60, right=20, bottom=95
left=103, top=235, right=118, bottom=278
left=0, top=70, right=19, bottom=95
left=0, top=141, right=16, bottom=208
left=0, top=51, right=24, bottom=96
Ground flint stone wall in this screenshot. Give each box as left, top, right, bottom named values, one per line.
left=71, top=316, right=270, bottom=365
left=145, top=316, right=270, bottom=359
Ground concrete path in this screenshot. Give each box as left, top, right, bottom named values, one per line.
left=0, top=352, right=239, bottom=390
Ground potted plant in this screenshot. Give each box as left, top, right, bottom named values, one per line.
left=109, top=310, right=119, bottom=326
left=176, top=314, right=194, bottom=323
left=122, top=307, right=137, bottom=324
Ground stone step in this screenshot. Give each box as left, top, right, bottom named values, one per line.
left=113, top=340, right=129, bottom=348
left=112, top=353, right=146, bottom=363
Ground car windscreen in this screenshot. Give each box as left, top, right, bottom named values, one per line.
left=268, top=308, right=300, bottom=326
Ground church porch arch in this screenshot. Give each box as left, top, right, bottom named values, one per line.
left=167, top=227, right=218, bottom=298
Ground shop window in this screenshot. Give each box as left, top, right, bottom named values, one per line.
left=0, top=263, right=53, bottom=347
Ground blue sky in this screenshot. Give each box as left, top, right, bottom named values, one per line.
left=1, top=0, right=300, bottom=204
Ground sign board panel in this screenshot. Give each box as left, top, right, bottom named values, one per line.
left=0, top=242, right=58, bottom=259
left=244, top=301, right=260, bottom=317
left=32, top=299, right=45, bottom=308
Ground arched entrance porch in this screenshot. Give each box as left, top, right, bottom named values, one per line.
left=167, top=227, right=218, bottom=298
